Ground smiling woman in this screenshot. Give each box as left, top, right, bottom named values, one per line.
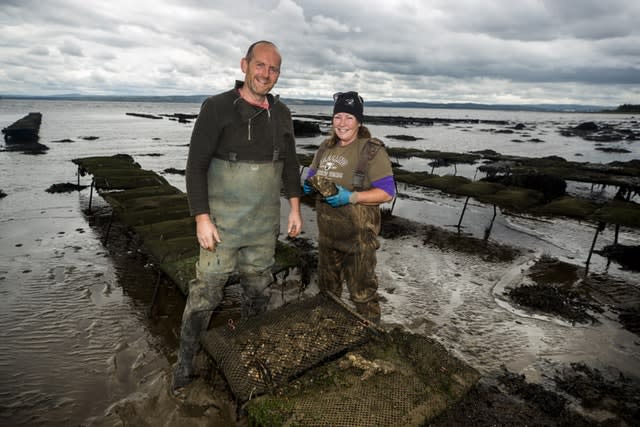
left=303, top=91, right=395, bottom=324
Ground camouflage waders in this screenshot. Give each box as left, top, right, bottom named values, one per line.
left=173, top=158, right=282, bottom=390
left=316, top=201, right=382, bottom=323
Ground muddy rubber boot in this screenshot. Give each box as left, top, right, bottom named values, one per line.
left=172, top=310, right=211, bottom=391
left=240, top=271, right=273, bottom=319
left=172, top=274, right=225, bottom=392
left=241, top=294, right=271, bottom=318
left=366, top=311, right=381, bottom=325
left=352, top=299, right=381, bottom=324
left=352, top=289, right=381, bottom=325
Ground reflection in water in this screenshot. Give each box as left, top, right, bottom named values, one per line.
left=0, top=201, right=184, bottom=426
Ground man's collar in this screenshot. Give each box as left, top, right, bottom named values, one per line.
left=234, top=80, right=277, bottom=107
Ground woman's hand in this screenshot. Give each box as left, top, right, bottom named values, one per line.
left=324, top=185, right=353, bottom=207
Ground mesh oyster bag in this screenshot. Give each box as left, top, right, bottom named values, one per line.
left=200, top=293, right=373, bottom=401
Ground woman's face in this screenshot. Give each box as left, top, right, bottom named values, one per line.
left=332, top=112, right=359, bottom=144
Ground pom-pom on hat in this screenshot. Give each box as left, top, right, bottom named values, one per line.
left=333, top=91, right=364, bottom=123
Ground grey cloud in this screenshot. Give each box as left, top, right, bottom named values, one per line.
left=28, top=46, right=50, bottom=56
left=59, top=39, right=84, bottom=57
left=0, top=0, right=638, bottom=105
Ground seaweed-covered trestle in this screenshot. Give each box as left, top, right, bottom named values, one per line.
left=72, top=154, right=304, bottom=295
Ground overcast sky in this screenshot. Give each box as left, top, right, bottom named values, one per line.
left=1, top=0, right=639, bottom=106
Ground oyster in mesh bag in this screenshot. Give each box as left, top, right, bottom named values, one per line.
left=307, top=175, right=338, bottom=197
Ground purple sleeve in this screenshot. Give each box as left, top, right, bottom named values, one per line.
left=372, top=175, right=396, bottom=197
left=305, top=168, right=317, bottom=179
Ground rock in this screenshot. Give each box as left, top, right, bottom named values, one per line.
left=596, top=146, right=631, bottom=153
left=560, top=121, right=640, bottom=142
left=575, top=122, right=599, bottom=132
left=163, top=168, right=185, bottom=175
left=126, top=112, right=163, bottom=120
left=386, top=134, right=423, bottom=141
left=162, top=113, right=198, bottom=123
left=46, top=183, right=88, bottom=193
left=293, top=119, right=321, bottom=137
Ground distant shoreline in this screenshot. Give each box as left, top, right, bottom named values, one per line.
left=0, top=94, right=617, bottom=114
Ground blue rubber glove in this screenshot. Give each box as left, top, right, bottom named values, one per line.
left=325, top=185, right=352, bottom=207
left=303, top=180, right=315, bottom=195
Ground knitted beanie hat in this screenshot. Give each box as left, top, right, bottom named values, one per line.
left=332, top=91, right=364, bottom=123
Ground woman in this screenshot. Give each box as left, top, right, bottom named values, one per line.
left=304, top=91, right=395, bottom=324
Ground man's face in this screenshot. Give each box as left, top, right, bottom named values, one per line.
left=241, top=44, right=281, bottom=98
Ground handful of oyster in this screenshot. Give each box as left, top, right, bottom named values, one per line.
left=307, top=175, right=338, bottom=197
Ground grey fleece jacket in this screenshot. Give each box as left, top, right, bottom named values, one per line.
left=185, top=81, right=302, bottom=216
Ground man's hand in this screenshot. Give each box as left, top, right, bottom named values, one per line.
left=195, top=213, right=221, bottom=251
left=287, top=197, right=302, bottom=237
left=287, top=212, right=302, bottom=237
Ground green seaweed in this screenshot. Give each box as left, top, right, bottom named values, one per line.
left=592, top=200, right=640, bottom=228
left=533, top=197, right=599, bottom=219
left=477, top=188, right=544, bottom=211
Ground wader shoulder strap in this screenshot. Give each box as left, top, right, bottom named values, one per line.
left=353, top=138, right=384, bottom=190
left=315, top=142, right=328, bottom=166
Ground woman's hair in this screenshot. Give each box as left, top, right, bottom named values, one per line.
left=327, top=125, right=371, bottom=147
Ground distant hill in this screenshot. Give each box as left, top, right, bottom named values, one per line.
left=606, top=104, right=640, bottom=114
left=0, top=93, right=613, bottom=113
left=286, top=99, right=614, bottom=113
left=0, top=93, right=211, bottom=104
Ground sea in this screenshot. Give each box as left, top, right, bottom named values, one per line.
left=1, top=99, right=639, bottom=425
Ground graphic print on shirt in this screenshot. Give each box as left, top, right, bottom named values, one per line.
left=317, top=153, right=349, bottom=180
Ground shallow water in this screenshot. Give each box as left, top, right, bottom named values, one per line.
left=1, top=99, right=639, bottom=425
left=378, top=239, right=640, bottom=380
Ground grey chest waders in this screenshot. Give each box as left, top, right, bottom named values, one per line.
left=207, top=157, right=283, bottom=250
left=207, top=158, right=283, bottom=317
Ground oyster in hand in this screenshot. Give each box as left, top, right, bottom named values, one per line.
left=307, top=175, right=338, bottom=197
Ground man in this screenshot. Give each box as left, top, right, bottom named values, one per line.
left=173, top=40, right=303, bottom=391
